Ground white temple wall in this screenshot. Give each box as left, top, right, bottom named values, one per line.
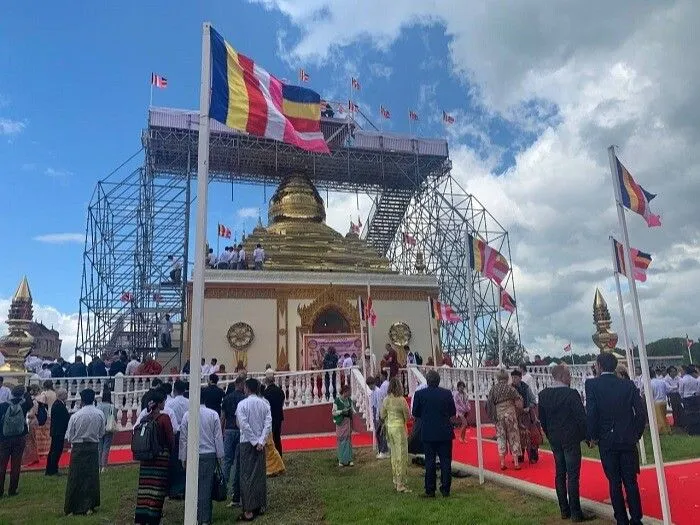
left=371, top=299, right=433, bottom=360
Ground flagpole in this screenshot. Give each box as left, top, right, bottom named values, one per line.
left=357, top=297, right=367, bottom=378
left=366, top=281, right=373, bottom=362
left=184, top=21, right=211, bottom=525
left=570, top=343, right=575, bottom=366
left=610, top=236, right=647, bottom=465
left=427, top=298, right=436, bottom=365
left=497, top=301, right=503, bottom=367
left=608, top=146, right=670, bottom=523
left=149, top=78, right=154, bottom=108
left=465, top=231, right=484, bottom=484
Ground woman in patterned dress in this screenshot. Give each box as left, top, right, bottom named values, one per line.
left=486, top=369, right=522, bottom=470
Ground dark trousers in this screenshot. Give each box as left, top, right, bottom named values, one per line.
left=600, top=446, right=642, bottom=525
left=169, top=268, right=181, bottom=284
left=423, top=440, right=452, bottom=496
left=551, top=441, right=582, bottom=518
left=272, top=420, right=283, bottom=456
left=668, top=392, right=683, bottom=427
left=160, top=332, right=171, bottom=349
left=324, top=370, right=337, bottom=399
left=45, top=435, right=65, bottom=475
left=0, top=436, right=26, bottom=496
left=223, top=429, right=240, bottom=500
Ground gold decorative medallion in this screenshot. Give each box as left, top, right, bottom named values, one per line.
left=389, top=322, right=412, bottom=346
left=227, top=322, right=254, bottom=350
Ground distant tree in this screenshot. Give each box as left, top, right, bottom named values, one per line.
left=559, top=353, right=598, bottom=365
left=483, top=327, right=526, bottom=367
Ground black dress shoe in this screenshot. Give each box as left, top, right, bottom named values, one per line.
left=560, top=511, right=571, bottom=519
left=571, top=513, right=595, bottom=522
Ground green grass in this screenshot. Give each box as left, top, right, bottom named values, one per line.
left=0, top=448, right=612, bottom=525
left=540, top=428, right=699, bottom=463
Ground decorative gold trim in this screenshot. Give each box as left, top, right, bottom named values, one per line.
left=204, top=284, right=435, bottom=302
left=296, top=285, right=360, bottom=332
left=226, top=322, right=254, bottom=350
left=389, top=322, right=412, bottom=346
left=276, top=294, right=289, bottom=370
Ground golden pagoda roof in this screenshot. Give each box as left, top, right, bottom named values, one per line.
left=242, top=174, right=393, bottom=273
left=13, top=277, right=31, bottom=301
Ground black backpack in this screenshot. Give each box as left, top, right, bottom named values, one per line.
left=2, top=403, right=26, bottom=437
left=131, top=414, right=162, bottom=461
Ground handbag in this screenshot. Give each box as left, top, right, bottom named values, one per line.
left=212, top=462, right=227, bottom=502
left=105, top=405, right=116, bottom=433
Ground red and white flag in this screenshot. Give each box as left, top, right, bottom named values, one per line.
left=430, top=298, right=461, bottom=323
left=120, top=291, right=133, bottom=303
left=361, top=297, right=377, bottom=326
left=409, top=110, right=418, bottom=121
left=563, top=343, right=572, bottom=352
left=348, top=100, right=359, bottom=112
left=402, top=232, right=416, bottom=247
left=151, top=73, right=167, bottom=88
left=442, top=110, right=454, bottom=124
left=380, top=105, right=391, bottom=119
left=299, top=68, right=310, bottom=82
left=500, top=288, right=516, bottom=313
left=350, top=221, right=360, bottom=234
left=218, top=223, right=231, bottom=238
left=686, top=334, right=693, bottom=350
left=351, top=77, right=361, bottom=90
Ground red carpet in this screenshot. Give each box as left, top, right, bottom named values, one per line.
left=453, top=427, right=696, bottom=525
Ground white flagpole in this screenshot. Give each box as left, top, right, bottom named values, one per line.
left=184, top=21, right=212, bottom=525
left=570, top=343, right=576, bottom=366
left=149, top=81, right=154, bottom=107
left=608, top=146, right=670, bottom=523
left=610, top=236, right=647, bottom=464
left=497, top=302, right=503, bottom=367
left=465, top=231, right=484, bottom=484
left=357, top=296, right=367, bottom=378
left=427, top=298, right=436, bottom=364
left=366, top=282, right=374, bottom=360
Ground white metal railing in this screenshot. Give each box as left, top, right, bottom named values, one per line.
left=350, top=367, right=374, bottom=432
left=406, top=365, right=427, bottom=398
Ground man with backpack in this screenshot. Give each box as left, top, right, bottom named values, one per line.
left=0, top=385, right=33, bottom=497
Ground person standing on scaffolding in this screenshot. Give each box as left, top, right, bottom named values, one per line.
left=167, top=255, right=182, bottom=284
left=159, top=314, right=173, bottom=349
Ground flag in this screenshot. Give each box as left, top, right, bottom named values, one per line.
left=563, top=343, right=571, bottom=352
left=351, top=77, right=361, bottom=90
left=409, top=110, right=418, bottom=121
left=120, top=291, right=133, bottom=303
left=361, top=297, right=376, bottom=326
left=500, top=288, right=516, bottom=313
left=153, top=293, right=163, bottom=303
left=298, top=68, right=310, bottom=82
left=348, top=100, right=359, bottom=112
left=218, top=224, right=231, bottom=238
left=615, top=157, right=661, bottom=227
left=380, top=105, right=390, bottom=119
left=442, top=110, right=454, bottom=124
left=402, top=232, right=416, bottom=247
left=430, top=298, right=461, bottom=323
left=357, top=216, right=363, bottom=228
left=613, top=238, right=652, bottom=282
left=467, top=234, right=510, bottom=286
left=151, top=73, right=167, bottom=88
left=350, top=221, right=360, bottom=234
left=687, top=334, right=693, bottom=350
left=209, top=28, right=330, bottom=154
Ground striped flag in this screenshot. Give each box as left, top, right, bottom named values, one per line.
left=442, top=110, right=454, bottom=124
left=298, top=68, right=310, bottom=82
left=500, top=288, right=516, bottom=313
left=380, top=105, right=391, bottom=119
left=430, top=298, right=461, bottom=323
left=351, top=77, right=361, bottom=90
left=218, top=223, right=231, bottom=238
left=467, top=234, right=510, bottom=286
left=409, top=110, right=418, bottom=121
left=686, top=334, right=693, bottom=350
left=402, top=232, right=416, bottom=247
left=612, top=238, right=652, bottom=282
left=348, top=100, right=359, bottom=112
left=615, top=156, right=661, bottom=227
left=151, top=73, right=168, bottom=88
left=208, top=28, right=330, bottom=154
left=563, top=342, right=571, bottom=352
left=120, top=291, right=133, bottom=303
left=360, top=297, right=376, bottom=326
left=350, top=221, right=360, bottom=234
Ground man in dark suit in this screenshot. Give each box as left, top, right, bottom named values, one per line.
left=539, top=365, right=592, bottom=522
left=411, top=369, right=456, bottom=497
left=586, top=353, right=646, bottom=525
left=263, top=374, right=286, bottom=455
left=45, top=388, right=70, bottom=476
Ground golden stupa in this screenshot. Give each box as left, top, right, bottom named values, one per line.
left=242, top=174, right=393, bottom=273
left=0, top=276, right=35, bottom=372
left=592, top=288, right=618, bottom=353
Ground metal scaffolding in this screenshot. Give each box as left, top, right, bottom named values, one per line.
left=76, top=107, right=518, bottom=366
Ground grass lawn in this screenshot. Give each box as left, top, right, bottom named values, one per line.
left=0, top=448, right=611, bottom=525
left=540, top=428, right=699, bottom=463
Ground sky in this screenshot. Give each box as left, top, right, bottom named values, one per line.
left=1, top=1, right=699, bottom=359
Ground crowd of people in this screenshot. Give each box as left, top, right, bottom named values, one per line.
left=205, top=243, right=266, bottom=271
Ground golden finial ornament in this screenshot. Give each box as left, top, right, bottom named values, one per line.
left=592, top=288, right=618, bottom=353
left=415, top=251, right=426, bottom=273
left=0, top=276, right=35, bottom=372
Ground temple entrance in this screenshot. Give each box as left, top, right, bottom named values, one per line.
left=312, top=307, right=350, bottom=333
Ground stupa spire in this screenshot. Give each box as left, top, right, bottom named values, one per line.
left=13, top=276, right=32, bottom=301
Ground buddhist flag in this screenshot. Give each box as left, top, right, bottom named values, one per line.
left=612, top=238, right=652, bottom=282
left=430, top=298, right=461, bottom=323
left=500, top=288, right=516, bottom=313
left=402, top=232, right=416, bottom=247
left=467, top=234, right=510, bottom=286
left=218, top=223, right=231, bottom=238
left=209, top=28, right=329, bottom=154
left=615, top=157, right=661, bottom=227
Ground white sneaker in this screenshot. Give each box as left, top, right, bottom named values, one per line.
left=376, top=452, right=389, bottom=460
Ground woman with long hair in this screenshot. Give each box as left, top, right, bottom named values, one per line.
left=332, top=384, right=354, bottom=467
left=35, top=380, right=56, bottom=456
left=22, top=384, right=41, bottom=466
left=453, top=381, right=471, bottom=443
left=486, top=369, right=522, bottom=470
left=380, top=377, right=411, bottom=492
left=97, top=386, right=116, bottom=473
left=134, top=390, right=174, bottom=524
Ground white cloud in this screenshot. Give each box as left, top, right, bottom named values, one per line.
left=0, top=298, right=79, bottom=359
left=0, top=117, right=25, bottom=135
left=45, top=167, right=73, bottom=179
left=254, top=0, right=700, bottom=357
left=238, top=207, right=260, bottom=219
left=33, top=233, right=84, bottom=244
left=369, top=63, right=393, bottom=79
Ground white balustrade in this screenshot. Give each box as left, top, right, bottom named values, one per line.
left=406, top=365, right=426, bottom=398
left=350, top=366, right=374, bottom=432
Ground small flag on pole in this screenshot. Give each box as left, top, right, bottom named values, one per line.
left=357, top=216, right=363, bottom=228
left=613, top=238, right=652, bottom=282
left=351, top=77, right=361, bottom=90
left=467, top=234, right=510, bottom=286
left=298, top=68, right=310, bottom=82
left=500, top=288, right=516, bottom=313
left=218, top=224, right=231, bottom=238
left=350, top=221, right=360, bottom=234
left=348, top=100, right=359, bottom=112
left=361, top=297, right=377, bottom=326
left=430, top=298, right=461, bottom=323
left=563, top=342, right=572, bottom=352
left=402, top=232, right=416, bottom=247
left=614, top=156, right=661, bottom=227
left=686, top=334, right=693, bottom=350
left=442, top=110, right=454, bottom=124
left=380, top=105, right=391, bottom=119
left=151, top=73, right=168, bottom=88
left=409, top=110, right=418, bottom=121
left=120, top=291, right=133, bottom=303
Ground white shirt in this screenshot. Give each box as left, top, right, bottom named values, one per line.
left=253, top=247, right=265, bottom=262
left=375, top=380, right=389, bottom=412
left=218, top=250, right=229, bottom=264
left=135, top=406, right=180, bottom=433
left=207, top=252, right=217, bottom=266
left=66, top=404, right=106, bottom=444
left=126, top=359, right=141, bottom=375
left=236, top=394, right=272, bottom=447
left=238, top=249, right=246, bottom=263
left=679, top=374, right=700, bottom=398
left=650, top=377, right=669, bottom=402
left=38, top=369, right=52, bottom=379
left=171, top=257, right=182, bottom=271
left=341, top=357, right=354, bottom=369
left=159, top=318, right=172, bottom=336
left=179, top=405, right=225, bottom=461
left=0, top=385, right=11, bottom=404
left=201, top=364, right=212, bottom=378
left=522, top=372, right=538, bottom=403
left=166, top=395, right=189, bottom=428
left=664, top=375, right=680, bottom=394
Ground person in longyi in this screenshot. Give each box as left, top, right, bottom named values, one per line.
left=333, top=384, right=354, bottom=467
left=380, top=377, right=411, bottom=493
